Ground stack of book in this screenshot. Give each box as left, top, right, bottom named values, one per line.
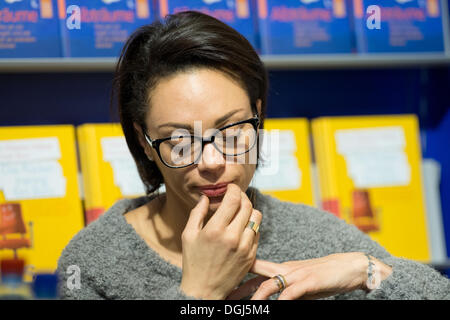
left=0, top=0, right=447, bottom=57
left=0, top=125, right=84, bottom=280
left=312, top=114, right=431, bottom=262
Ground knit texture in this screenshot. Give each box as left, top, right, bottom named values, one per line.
left=56, top=187, right=450, bottom=300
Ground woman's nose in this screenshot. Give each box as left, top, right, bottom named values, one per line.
left=197, top=142, right=225, bottom=170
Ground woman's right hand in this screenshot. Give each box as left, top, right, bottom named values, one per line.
left=180, top=183, right=262, bottom=300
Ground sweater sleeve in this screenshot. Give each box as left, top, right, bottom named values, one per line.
left=56, top=247, right=105, bottom=300
left=365, top=255, right=450, bottom=300
left=330, top=216, right=450, bottom=300
left=55, top=231, right=202, bottom=300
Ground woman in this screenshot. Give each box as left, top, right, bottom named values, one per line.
left=57, top=11, right=450, bottom=300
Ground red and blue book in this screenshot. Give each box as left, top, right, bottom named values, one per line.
left=256, top=0, right=353, bottom=54
left=59, top=0, right=154, bottom=57
left=156, top=0, right=259, bottom=51
left=0, top=0, right=61, bottom=58
left=352, top=0, right=446, bottom=53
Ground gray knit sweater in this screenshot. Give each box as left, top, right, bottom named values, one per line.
left=56, top=187, right=450, bottom=300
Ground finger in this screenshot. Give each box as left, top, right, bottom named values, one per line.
left=226, top=275, right=268, bottom=300
left=247, top=231, right=260, bottom=270
left=250, top=259, right=290, bottom=278
left=278, top=277, right=312, bottom=300
left=227, top=191, right=253, bottom=233
left=250, top=230, right=260, bottom=257
left=283, top=261, right=305, bottom=267
left=282, top=260, right=314, bottom=269
left=206, top=183, right=242, bottom=228
left=279, top=263, right=340, bottom=300
left=184, top=194, right=210, bottom=231
left=250, top=276, right=281, bottom=300
left=238, top=209, right=262, bottom=248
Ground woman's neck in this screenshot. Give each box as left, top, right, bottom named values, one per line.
left=153, top=192, right=189, bottom=253
left=142, top=189, right=215, bottom=259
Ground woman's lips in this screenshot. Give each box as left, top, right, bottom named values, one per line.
left=198, top=183, right=230, bottom=198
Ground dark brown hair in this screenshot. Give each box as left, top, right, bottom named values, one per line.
left=111, top=11, right=268, bottom=196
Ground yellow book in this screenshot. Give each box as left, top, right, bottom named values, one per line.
left=312, top=115, right=430, bottom=262
left=76, top=123, right=146, bottom=224
left=312, top=120, right=329, bottom=211
left=251, top=118, right=315, bottom=206
left=0, top=125, right=84, bottom=277
left=312, top=119, right=344, bottom=219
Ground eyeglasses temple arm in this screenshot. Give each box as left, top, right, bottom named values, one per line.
left=144, top=133, right=155, bottom=148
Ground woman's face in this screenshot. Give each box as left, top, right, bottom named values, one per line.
left=138, top=68, right=261, bottom=213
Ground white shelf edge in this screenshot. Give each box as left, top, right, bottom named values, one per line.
left=0, top=54, right=450, bottom=72
left=427, top=259, right=450, bottom=270
left=262, top=53, right=450, bottom=69
left=0, top=57, right=118, bottom=72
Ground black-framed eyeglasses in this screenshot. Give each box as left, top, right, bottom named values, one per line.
left=143, top=115, right=260, bottom=168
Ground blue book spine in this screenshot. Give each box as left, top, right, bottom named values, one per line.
left=0, top=0, right=61, bottom=58
left=156, top=0, right=259, bottom=52
left=60, top=0, right=154, bottom=58
left=257, top=0, right=353, bottom=54
left=352, top=0, right=445, bottom=53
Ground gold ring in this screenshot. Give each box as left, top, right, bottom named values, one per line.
left=246, top=221, right=260, bottom=235
left=272, top=274, right=287, bottom=293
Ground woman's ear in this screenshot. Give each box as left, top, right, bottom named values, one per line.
left=133, top=122, right=154, bottom=161
left=256, top=99, right=262, bottom=118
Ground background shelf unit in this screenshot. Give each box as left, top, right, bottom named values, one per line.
left=0, top=53, right=450, bottom=72
left=0, top=58, right=449, bottom=276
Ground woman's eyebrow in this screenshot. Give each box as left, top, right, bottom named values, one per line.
left=157, top=108, right=246, bottom=130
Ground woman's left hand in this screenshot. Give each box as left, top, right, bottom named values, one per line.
left=226, top=252, right=392, bottom=300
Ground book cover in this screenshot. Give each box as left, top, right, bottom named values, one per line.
left=312, top=115, right=431, bottom=262
left=251, top=118, right=315, bottom=207
left=312, top=117, right=341, bottom=217
left=59, top=0, right=154, bottom=57
left=256, top=0, right=353, bottom=54
left=352, top=0, right=446, bottom=53
left=0, top=0, right=61, bottom=58
left=0, top=125, right=84, bottom=278
left=76, top=123, right=146, bottom=225
left=157, top=0, right=259, bottom=51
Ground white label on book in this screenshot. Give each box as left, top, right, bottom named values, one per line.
left=0, top=160, right=66, bottom=200
left=335, top=126, right=406, bottom=153
left=100, top=137, right=145, bottom=196
left=277, top=130, right=297, bottom=152
left=0, top=137, right=61, bottom=162
left=0, top=137, right=66, bottom=200
left=109, top=158, right=146, bottom=196
left=335, top=126, right=411, bottom=188
left=101, top=136, right=131, bottom=161
left=252, top=130, right=302, bottom=191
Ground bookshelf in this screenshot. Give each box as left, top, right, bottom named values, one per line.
left=0, top=56, right=449, bottom=275
left=1, top=53, right=450, bottom=72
